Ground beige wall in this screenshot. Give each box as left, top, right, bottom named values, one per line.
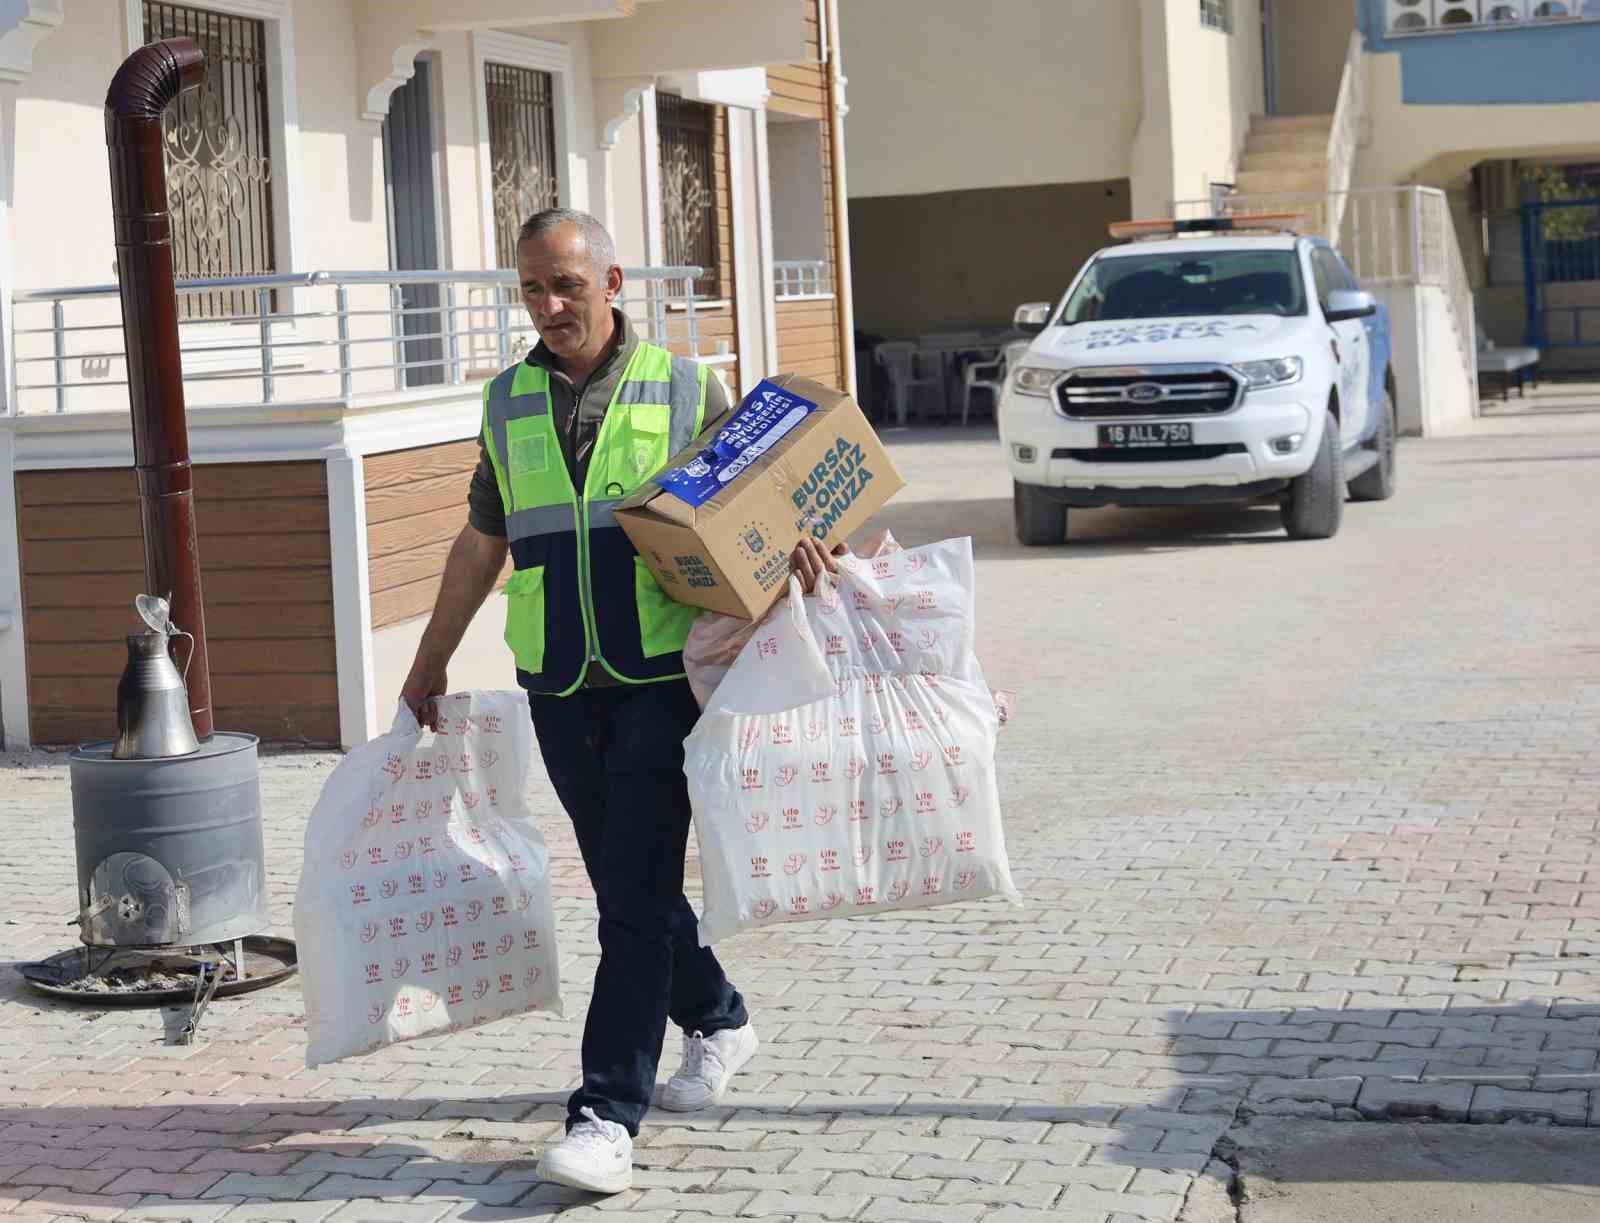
left=7, top=5, right=624, bottom=293
left=849, top=179, right=1131, bottom=339
left=1129, top=0, right=1173, bottom=222
left=1170, top=0, right=1265, bottom=207
left=1357, top=53, right=1600, bottom=188
left=608, top=110, right=650, bottom=268
left=296, top=0, right=390, bottom=272
left=840, top=0, right=1143, bottom=200
left=841, top=0, right=1260, bottom=259
left=2, top=4, right=645, bottom=412
left=11, top=0, right=124, bottom=292
left=1268, top=0, right=1355, bottom=116
left=768, top=117, right=826, bottom=262
left=1133, top=0, right=1265, bottom=216
left=9, top=0, right=394, bottom=287
left=435, top=32, right=487, bottom=270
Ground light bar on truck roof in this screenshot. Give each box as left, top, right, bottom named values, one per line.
left=1108, top=213, right=1309, bottom=241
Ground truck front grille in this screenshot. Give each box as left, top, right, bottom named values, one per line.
left=1056, top=365, right=1243, bottom=419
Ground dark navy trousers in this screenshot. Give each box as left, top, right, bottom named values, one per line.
left=527, top=677, right=747, bottom=1136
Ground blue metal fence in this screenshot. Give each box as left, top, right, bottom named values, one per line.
left=1521, top=197, right=1600, bottom=352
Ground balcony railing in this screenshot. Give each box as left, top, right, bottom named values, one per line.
left=1385, top=0, right=1600, bottom=36
left=6, top=265, right=709, bottom=415
left=774, top=259, right=832, bottom=299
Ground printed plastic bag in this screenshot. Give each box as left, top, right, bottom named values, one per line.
left=685, top=537, right=1020, bottom=944
left=683, top=531, right=901, bottom=710
left=294, top=691, right=562, bottom=1066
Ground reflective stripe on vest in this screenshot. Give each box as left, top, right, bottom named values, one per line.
left=480, top=341, right=708, bottom=693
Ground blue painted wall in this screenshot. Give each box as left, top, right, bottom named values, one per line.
left=1357, top=0, right=1600, bottom=104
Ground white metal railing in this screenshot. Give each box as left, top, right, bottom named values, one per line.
left=1325, top=29, right=1368, bottom=241
left=774, top=259, right=832, bottom=299
left=1414, top=185, right=1478, bottom=373
left=1171, top=185, right=1479, bottom=391
left=1174, top=186, right=1419, bottom=279
left=1384, top=0, right=1600, bottom=36
left=6, top=266, right=708, bottom=415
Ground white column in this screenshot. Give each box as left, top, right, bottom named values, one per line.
left=0, top=81, right=27, bottom=748
left=825, top=0, right=856, bottom=395
left=0, top=429, right=29, bottom=750
left=327, top=450, right=378, bottom=749
left=752, top=108, right=780, bottom=374
left=639, top=84, right=665, bottom=266
left=0, top=87, right=16, bottom=421
left=728, top=107, right=767, bottom=393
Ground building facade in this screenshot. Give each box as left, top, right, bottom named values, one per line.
left=841, top=0, right=1267, bottom=341
left=0, top=0, right=855, bottom=749
left=844, top=0, right=1600, bottom=428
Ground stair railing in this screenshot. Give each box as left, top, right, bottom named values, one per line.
left=1325, top=29, right=1368, bottom=243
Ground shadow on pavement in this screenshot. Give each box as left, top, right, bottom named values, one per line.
left=864, top=496, right=1289, bottom=558
left=1157, top=1000, right=1600, bottom=1135
left=3, top=995, right=1598, bottom=1218
left=1226, top=1120, right=1600, bottom=1222
left=877, top=423, right=1001, bottom=447
left=1439, top=453, right=1600, bottom=465
left=0, top=1083, right=1231, bottom=1218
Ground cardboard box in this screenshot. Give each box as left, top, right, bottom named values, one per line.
left=615, top=373, right=905, bottom=620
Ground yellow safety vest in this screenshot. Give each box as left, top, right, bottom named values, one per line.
left=480, top=342, right=708, bottom=694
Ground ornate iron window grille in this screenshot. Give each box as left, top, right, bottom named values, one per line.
left=485, top=62, right=560, bottom=270
left=143, top=1, right=277, bottom=319
left=657, top=93, right=719, bottom=296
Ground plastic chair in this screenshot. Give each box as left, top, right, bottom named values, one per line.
left=874, top=341, right=943, bottom=425
left=961, top=340, right=1029, bottom=424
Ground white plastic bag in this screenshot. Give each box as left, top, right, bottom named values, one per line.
left=682, top=530, right=901, bottom=710
left=294, top=691, right=562, bottom=1066
left=685, top=537, right=1020, bottom=944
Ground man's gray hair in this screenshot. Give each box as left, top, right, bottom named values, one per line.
left=517, top=208, right=617, bottom=272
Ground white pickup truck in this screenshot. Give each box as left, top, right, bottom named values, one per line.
left=998, top=218, right=1396, bottom=545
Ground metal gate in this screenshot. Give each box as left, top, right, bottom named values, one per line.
left=1521, top=197, right=1600, bottom=354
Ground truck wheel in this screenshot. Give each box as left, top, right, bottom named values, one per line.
left=1349, top=389, right=1397, bottom=502
left=1014, top=481, right=1067, bottom=546
left=1280, top=408, right=1344, bottom=540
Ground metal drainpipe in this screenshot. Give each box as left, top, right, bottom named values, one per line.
left=105, top=38, right=215, bottom=741
left=823, top=0, right=857, bottom=399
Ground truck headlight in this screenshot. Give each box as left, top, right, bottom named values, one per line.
left=1011, top=366, right=1060, bottom=397
left=1232, top=357, right=1303, bottom=390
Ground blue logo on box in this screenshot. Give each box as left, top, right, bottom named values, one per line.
left=654, top=380, right=819, bottom=507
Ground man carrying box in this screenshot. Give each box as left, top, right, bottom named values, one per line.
left=400, top=209, right=842, bottom=1193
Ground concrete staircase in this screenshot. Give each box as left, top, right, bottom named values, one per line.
left=1234, top=113, right=1333, bottom=196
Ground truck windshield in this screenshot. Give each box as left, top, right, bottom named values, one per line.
left=1061, top=249, right=1307, bottom=323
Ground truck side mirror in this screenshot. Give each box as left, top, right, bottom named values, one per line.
left=1325, top=289, right=1377, bottom=323
left=1014, top=302, right=1052, bottom=334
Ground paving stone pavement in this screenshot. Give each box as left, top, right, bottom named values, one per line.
left=3, top=423, right=1599, bottom=1222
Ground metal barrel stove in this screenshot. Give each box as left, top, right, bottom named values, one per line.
left=70, top=734, right=267, bottom=947
left=14, top=36, right=297, bottom=1039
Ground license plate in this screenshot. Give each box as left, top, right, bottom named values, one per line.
left=1097, top=422, right=1194, bottom=448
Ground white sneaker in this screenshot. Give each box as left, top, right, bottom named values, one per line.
left=536, top=1106, right=633, bottom=1194
left=658, top=1023, right=759, bottom=1111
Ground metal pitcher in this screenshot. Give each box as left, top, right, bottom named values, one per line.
left=113, top=599, right=199, bottom=759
